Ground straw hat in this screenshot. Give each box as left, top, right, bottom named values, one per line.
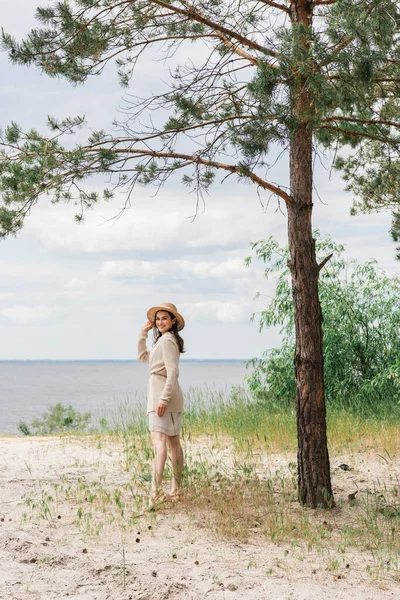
left=147, top=302, right=185, bottom=331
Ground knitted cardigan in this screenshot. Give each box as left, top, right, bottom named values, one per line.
left=138, top=330, right=183, bottom=414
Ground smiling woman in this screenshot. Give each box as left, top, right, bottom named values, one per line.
left=137, top=302, right=186, bottom=508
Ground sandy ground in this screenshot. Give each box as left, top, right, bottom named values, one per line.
left=0, top=435, right=399, bottom=600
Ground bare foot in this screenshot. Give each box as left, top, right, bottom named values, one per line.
left=165, top=491, right=182, bottom=502
left=148, top=490, right=165, bottom=511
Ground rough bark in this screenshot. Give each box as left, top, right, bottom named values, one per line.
left=288, top=0, right=334, bottom=508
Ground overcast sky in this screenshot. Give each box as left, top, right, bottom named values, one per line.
left=0, top=1, right=398, bottom=360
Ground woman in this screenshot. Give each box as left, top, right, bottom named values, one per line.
left=138, top=302, right=185, bottom=508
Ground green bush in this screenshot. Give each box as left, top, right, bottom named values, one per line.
left=246, top=233, right=400, bottom=417
left=18, top=403, right=91, bottom=436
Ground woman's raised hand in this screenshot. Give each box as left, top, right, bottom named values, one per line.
left=142, top=320, right=153, bottom=333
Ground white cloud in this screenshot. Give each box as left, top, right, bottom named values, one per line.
left=181, top=300, right=247, bottom=323
left=0, top=260, right=55, bottom=279
left=100, top=259, right=164, bottom=279
left=19, top=185, right=289, bottom=257
left=216, top=303, right=245, bottom=323
left=100, top=256, right=250, bottom=282
left=64, top=277, right=87, bottom=290
left=178, top=257, right=248, bottom=278
left=22, top=199, right=190, bottom=253
left=0, top=305, right=59, bottom=324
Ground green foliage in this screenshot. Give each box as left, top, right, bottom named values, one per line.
left=390, top=211, right=400, bottom=260
left=182, top=168, right=215, bottom=189
left=246, top=233, right=400, bottom=415
left=0, top=0, right=399, bottom=246
left=0, top=115, right=115, bottom=237
left=18, top=403, right=91, bottom=436
left=4, top=121, right=22, bottom=144
left=338, top=142, right=400, bottom=235
left=17, top=421, right=31, bottom=436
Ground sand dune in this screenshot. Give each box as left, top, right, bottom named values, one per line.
left=0, top=436, right=398, bottom=600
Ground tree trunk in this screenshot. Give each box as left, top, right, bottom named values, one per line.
left=288, top=126, right=334, bottom=508
left=288, top=0, right=334, bottom=508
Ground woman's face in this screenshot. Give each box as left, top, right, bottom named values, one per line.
left=155, top=310, right=176, bottom=334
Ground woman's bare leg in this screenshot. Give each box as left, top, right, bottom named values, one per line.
left=150, top=431, right=168, bottom=498
left=167, top=435, right=184, bottom=496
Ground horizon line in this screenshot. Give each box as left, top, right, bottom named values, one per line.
left=0, top=358, right=250, bottom=363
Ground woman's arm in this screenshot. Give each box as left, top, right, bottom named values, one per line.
left=137, top=321, right=153, bottom=363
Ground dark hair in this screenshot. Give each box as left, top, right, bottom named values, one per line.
left=152, top=311, right=185, bottom=353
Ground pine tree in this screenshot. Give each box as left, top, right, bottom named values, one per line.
left=1, top=0, right=399, bottom=507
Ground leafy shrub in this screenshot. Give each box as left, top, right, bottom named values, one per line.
left=246, top=233, right=400, bottom=416
left=17, top=421, right=32, bottom=436
left=18, top=403, right=91, bottom=435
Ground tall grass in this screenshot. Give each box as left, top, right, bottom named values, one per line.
left=182, top=386, right=296, bottom=451
left=18, top=385, right=399, bottom=456
left=181, top=386, right=399, bottom=455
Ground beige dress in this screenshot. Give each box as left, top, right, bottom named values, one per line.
left=138, top=331, right=183, bottom=435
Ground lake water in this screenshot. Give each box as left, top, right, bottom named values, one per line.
left=0, top=360, right=250, bottom=434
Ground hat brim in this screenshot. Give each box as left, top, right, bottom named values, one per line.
left=147, top=306, right=185, bottom=331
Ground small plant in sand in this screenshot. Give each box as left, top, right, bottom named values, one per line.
left=22, top=463, right=57, bottom=526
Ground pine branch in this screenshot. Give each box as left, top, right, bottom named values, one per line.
left=216, top=36, right=260, bottom=66
left=7, top=0, right=276, bottom=75
left=318, top=36, right=356, bottom=68
left=1, top=138, right=292, bottom=206
left=318, top=253, right=333, bottom=272
left=313, top=0, right=337, bottom=5
left=325, top=76, right=400, bottom=84
left=257, top=0, right=290, bottom=13
left=322, top=116, right=400, bottom=131
left=118, top=114, right=278, bottom=141
left=319, top=125, right=398, bottom=145
left=92, top=33, right=222, bottom=69
left=39, top=1, right=130, bottom=58
left=84, top=146, right=292, bottom=204
left=150, top=0, right=275, bottom=56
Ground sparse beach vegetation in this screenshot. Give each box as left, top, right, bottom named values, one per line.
left=15, top=386, right=399, bottom=586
